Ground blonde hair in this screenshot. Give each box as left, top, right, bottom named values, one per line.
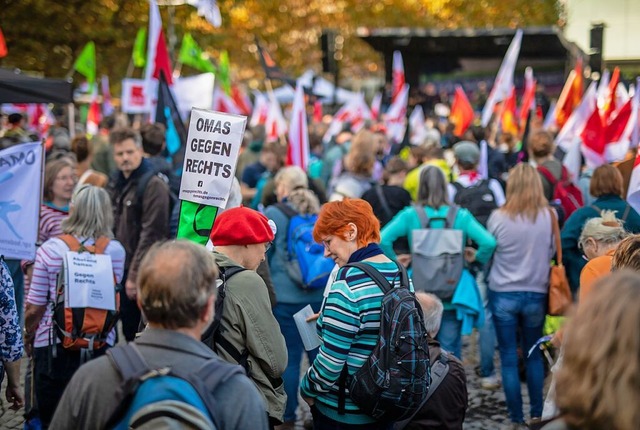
left=579, top=210, right=628, bottom=249
left=555, top=271, right=640, bottom=430
left=501, top=163, right=548, bottom=222
left=61, top=185, right=114, bottom=238
left=345, top=130, right=376, bottom=176
left=274, top=166, right=308, bottom=194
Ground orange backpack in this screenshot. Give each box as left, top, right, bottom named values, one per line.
left=53, top=235, right=120, bottom=351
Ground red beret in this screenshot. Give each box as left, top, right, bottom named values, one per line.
left=210, top=206, right=275, bottom=246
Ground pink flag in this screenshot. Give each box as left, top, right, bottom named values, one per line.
left=481, top=29, right=523, bottom=127
left=392, top=51, right=405, bottom=103
left=287, top=83, right=310, bottom=171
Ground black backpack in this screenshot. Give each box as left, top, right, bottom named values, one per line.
left=337, top=262, right=430, bottom=422
left=452, top=179, right=498, bottom=227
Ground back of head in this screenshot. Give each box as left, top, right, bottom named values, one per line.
left=612, top=234, right=640, bottom=272
left=346, top=130, right=376, bottom=176
left=137, top=240, right=218, bottom=329
left=274, top=166, right=308, bottom=194
left=140, top=123, right=166, bottom=156
left=62, top=185, right=114, bottom=238
left=8, top=113, right=23, bottom=126
left=502, top=163, right=548, bottom=221
left=555, top=271, right=640, bottom=430
left=71, top=135, right=92, bottom=164
left=382, top=156, right=408, bottom=183
left=99, top=115, right=117, bottom=131
left=415, top=292, right=443, bottom=337
left=417, top=165, right=449, bottom=208
left=590, top=164, right=624, bottom=198
left=579, top=210, right=627, bottom=249
left=528, top=130, right=554, bottom=158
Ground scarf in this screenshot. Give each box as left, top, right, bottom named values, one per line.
left=347, top=242, right=384, bottom=264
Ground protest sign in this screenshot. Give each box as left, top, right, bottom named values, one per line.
left=64, top=251, right=116, bottom=311
left=0, top=141, right=43, bottom=260
left=179, top=108, right=246, bottom=207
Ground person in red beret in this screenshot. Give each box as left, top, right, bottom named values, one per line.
left=208, top=206, right=288, bottom=429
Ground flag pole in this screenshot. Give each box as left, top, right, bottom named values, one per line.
left=263, top=77, right=288, bottom=148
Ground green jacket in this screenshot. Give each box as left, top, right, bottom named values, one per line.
left=212, top=251, right=288, bottom=421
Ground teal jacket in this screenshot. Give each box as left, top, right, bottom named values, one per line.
left=380, top=205, right=497, bottom=265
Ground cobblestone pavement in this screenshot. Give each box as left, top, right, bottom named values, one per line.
left=0, top=332, right=544, bottom=429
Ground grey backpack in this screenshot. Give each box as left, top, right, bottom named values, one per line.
left=411, top=204, right=464, bottom=300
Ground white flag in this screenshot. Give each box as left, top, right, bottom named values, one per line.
left=287, top=83, right=310, bottom=171
left=0, top=142, right=44, bottom=260
left=481, top=29, right=523, bottom=127
left=385, top=84, right=409, bottom=143
left=408, top=105, right=426, bottom=145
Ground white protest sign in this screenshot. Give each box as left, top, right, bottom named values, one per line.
left=179, top=108, right=246, bottom=207
left=0, top=142, right=44, bottom=260
left=64, top=251, right=116, bottom=311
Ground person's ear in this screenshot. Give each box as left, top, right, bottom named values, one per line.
left=201, top=295, right=216, bottom=324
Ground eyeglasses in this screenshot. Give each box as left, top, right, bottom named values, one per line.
left=265, top=241, right=273, bottom=252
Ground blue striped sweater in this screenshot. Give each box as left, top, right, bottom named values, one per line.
left=300, top=260, right=411, bottom=425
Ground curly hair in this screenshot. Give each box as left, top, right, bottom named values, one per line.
left=313, top=198, right=380, bottom=247
left=554, top=271, right=640, bottom=430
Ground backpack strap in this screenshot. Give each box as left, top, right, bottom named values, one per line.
left=93, top=236, right=111, bottom=254
left=536, top=166, right=558, bottom=186
left=590, top=203, right=601, bottom=215
left=274, top=202, right=298, bottom=219
left=394, top=351, right=450, bottom=430
left=445, top=205, right=459, bottom=229
left=375, top=185, right=394, bottom=222
left=57, top=234, right=82, bottom=251
left=621, top=204, right=631, bottom=222
left=344, top=262, right=393, bottom=294
left=412, top=203, right=431, bottom=229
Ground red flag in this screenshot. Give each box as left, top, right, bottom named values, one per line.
left=231, top=84, right=252, bottom=115
left=605, top=99, right=632, bottom=144
left=153, top=31, right=173, bottom=85
left=87, top=89, right=101, bottom=136
left=313, top=100, right=323, bottom=123
left=519, top=67, right=537, bottom=128
left=392, top=51, right=405, bottom=103
left=603, top=67, right=620, bottom=121
left=250, top=92, right=269, bottom=127
left=370, top=92, right=382, bottom=120
left=556, top=59, right=584, bottom=129
left=0, top=27, right=7, bottom=58
left=581, top=108, right=606, bottom=158
left=450, top=86, right=474, bottom=137
left=501, top=87, right=519, bottom=135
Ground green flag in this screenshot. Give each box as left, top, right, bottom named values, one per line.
left=218, top=50, right=231, bottom=95
left=176, top=201, right=219, bottom=245
left=73, top=41, right=96, bottom=85
left=179, top=33, right=216, bottom=74
left=132, top=28, right=146, bottom=68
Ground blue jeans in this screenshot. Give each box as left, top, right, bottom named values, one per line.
left=489, top=290, right=546, bottom=423
left=476, top=270, right=496, bottom=377
left=274, top=302, right=322, bottom=422
left=436, top=309, right=462, bottom=359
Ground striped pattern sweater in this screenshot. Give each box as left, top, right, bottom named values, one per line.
left=300, top=260, right=409, bottom=425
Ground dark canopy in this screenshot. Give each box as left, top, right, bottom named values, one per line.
left=0, top=68, right=73, bottom=104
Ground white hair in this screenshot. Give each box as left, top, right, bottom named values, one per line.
left=415, top=292, right=444, bottom=337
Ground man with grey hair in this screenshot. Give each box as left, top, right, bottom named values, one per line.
left=398, top=292, right=468, bottom=430
left=50, top=240, right=268, bottom=429
left=107, top=127, right=171, bottom=341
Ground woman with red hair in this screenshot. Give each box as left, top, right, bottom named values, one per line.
left=300, top=198, right=408, bottom=429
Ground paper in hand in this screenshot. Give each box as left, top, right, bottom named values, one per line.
left=293, top=304, right=321, bottom=351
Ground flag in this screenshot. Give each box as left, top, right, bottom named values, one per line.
left=501, top=87, right=519, bottom=135
left=153, top=31, right=173, bottom=85
left=255, top=36, right=296, bottom=85
left=231, top=84, right=252, bottom=116
left=178, top=33, right=215, bottom=73
left=145, top=0, right=163, bottom=114
left=155, top=71, right=187, bottom=169
left=0, top=26, right=7, bottom=58
left=481, top=29, right=523, bottom=127
left=217, top=50, right=231, bottom=95
left=543, top=101, right=557, bottom=130
left=287, top=83, right=310, bottom=171
left=86, top=87, right=101, bottom=136
left=132, top=28, right=147, bottom=68
left=450, top=85, right=474, bottom=137
left=478, top=140, right=489, bottom=179
left=605, top=79, right=640, bottom=161
left=580, top=107, right=606, bottom=166
left=392, top=51, right=405, bottom=103
left=250, top=91, right=269, bottom=127
left=519, top=67, right=537, bottom=128
left=627, top=146, right=640, bottom=213
left=370, top=92, right=382, bottom=120
left=556, top=82, right=598, bottom=152
left=408, top=105, right=426, bottom=145
left=186, top=0, right=222, bottom=27
left=603, top=67, right=620, bottom=120
left=101, top=75, right=114, bottom=117
left=596, top=69, right=611, bottom=113
left=556, top=59, right=583, bottom=129
left=265, top=93, right=287, bottom=142
left=385, top=84, right=409, bottom=143
left=313, top=100, right=323, bottom=123
left=212, top=86, right=241, bottom=114
left=73, top=41, right=96, bottom=86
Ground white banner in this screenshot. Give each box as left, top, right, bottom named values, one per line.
left=179, top=108, right=246, bottom=207
left=64, top=251, right=116, bottom=311
left=0, top=142, right=44, bottom=260
left=121, top=79, right=150, bottom=114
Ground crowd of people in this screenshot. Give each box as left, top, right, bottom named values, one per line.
left=1, top=84, right=640, bottom=430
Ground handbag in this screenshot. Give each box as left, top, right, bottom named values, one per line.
left=548, top=208, right=572, bottom=316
